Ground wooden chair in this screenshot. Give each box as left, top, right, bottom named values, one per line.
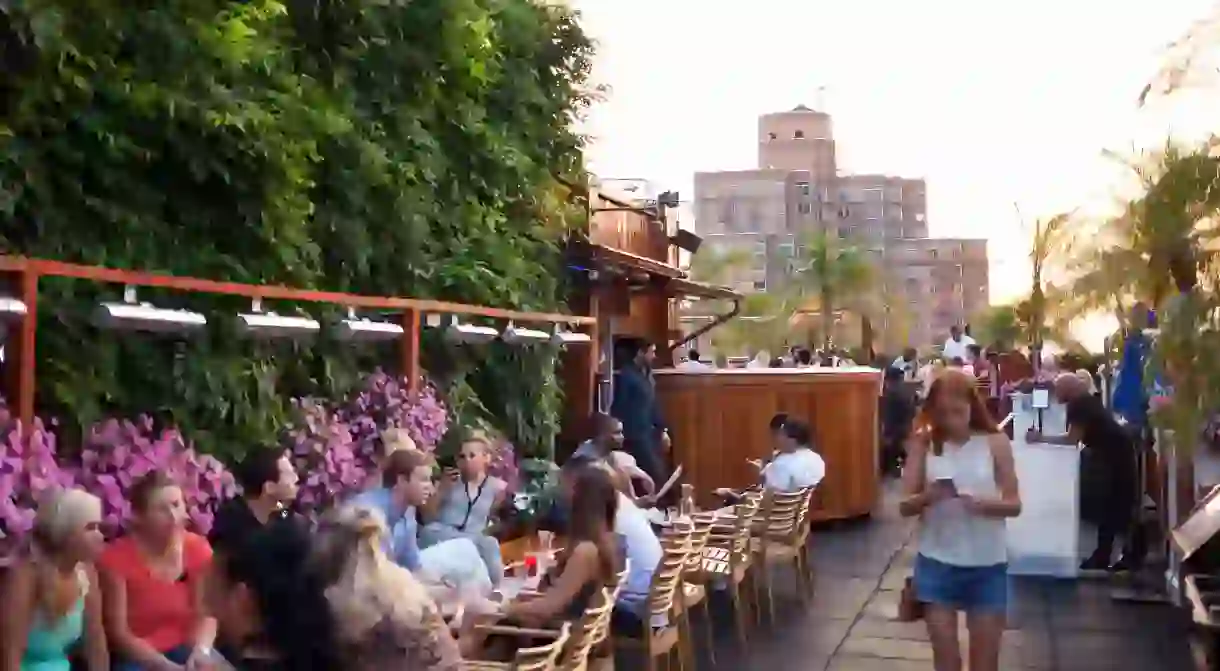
left=699, top=495, right=761, bottom=650
left=476, top=564, right=629, bottom=671
left=462, top=622, right=572, bottom=671
left=586, top=563, right=631, bottom=671
left=751, top=487, right=815, bottom=623
left=672, top=513, right=716, bottom=665
left=613, top=533, right=690, bottom=671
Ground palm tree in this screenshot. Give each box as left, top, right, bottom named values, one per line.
left=1009, top=208, right=1077, bottom=370
left=788, top=230, right=874, bottom=351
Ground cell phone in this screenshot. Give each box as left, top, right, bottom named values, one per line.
left=933, top=477, right=958, bottom=496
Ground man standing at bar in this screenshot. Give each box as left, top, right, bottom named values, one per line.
left=611, top=338, right=670, bottom=490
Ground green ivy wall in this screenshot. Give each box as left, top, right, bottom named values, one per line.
left=0, top=0, right=595, bottom=459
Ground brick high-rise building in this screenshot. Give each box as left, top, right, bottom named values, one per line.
left=692, top=105, right=988, bottom=349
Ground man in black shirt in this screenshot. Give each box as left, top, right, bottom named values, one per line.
left=1027, top=372, right=1142, bottom=571
left=209, top=447, right=300, bottom=557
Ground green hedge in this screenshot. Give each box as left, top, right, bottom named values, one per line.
left=0, top=0, right=595, bottom=459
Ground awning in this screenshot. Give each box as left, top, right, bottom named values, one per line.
left=567, top=242, right=741, bottom=300
left=580, top=242, right=685, bottom=279
left=667, top=277, right=742, bottom=300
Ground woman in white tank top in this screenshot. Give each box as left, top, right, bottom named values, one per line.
left=899, top=369, right=1022, bottom=671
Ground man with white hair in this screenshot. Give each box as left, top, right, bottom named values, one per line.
left=1027, top=372, right=1142, bottom=571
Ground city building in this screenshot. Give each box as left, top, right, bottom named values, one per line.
left=691, top=105, right=989, bottom=348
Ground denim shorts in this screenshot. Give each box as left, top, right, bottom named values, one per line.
left=913, top=553, right=1008, bottom=614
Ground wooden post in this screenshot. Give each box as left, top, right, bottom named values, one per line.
left=400, top=309, right=421, bottom=392
left=3, top=269, right=38, bottom=427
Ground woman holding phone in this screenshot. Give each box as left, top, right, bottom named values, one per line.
left=899, top=370, right=1022, bottom=671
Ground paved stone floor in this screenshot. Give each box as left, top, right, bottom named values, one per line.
left=664, top=483, right=1197, bottom=670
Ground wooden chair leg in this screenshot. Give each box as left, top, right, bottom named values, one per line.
left=700, top=602, right=716, bottom=666
left=730, top=583, right=748, bottom=651
left=678, top=611, right=694, bottom=671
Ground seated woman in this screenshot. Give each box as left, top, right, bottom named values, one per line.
left=361, top=427, right=417, bottom=492
left=206, top=520, right=343, bottom=670
left=1, top=489, right=108, bottom=671
left=314, top=505, right=465, bottom=669
left=99, top=473, right=216, bottom=670
left=476, top=463, right=620, bottom=661
left=206, top=505, right=463, bottom=671
left=420, top=432, right=509, bottom=586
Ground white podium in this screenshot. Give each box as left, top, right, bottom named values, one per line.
left=1006, top=396, right=1082, bottom=577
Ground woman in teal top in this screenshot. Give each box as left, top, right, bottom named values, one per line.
left=1, top=489, right=109, bottom=671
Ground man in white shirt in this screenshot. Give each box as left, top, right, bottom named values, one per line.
left=941, top=325, right=975, bottom=363
left=610, top=486, right=665, bottom=629
left=675, top=348, right=712, bottom=370
left=761, top=419, right=826, bottom=492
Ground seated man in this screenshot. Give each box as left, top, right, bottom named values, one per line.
left=538, top=457, right=664, bottom=633
left=574, top=413, right=657, bottom=502
left=717, top=414, right=825, bottom=500
left=349, top=449, right=492, bottom=594
left=761, top=419, right=826, bottom=492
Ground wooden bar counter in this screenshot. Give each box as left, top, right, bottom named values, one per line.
left=654, top=367, right=882, bottom=521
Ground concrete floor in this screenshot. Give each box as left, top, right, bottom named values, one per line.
left=655, top=483, right=1196, bottom=671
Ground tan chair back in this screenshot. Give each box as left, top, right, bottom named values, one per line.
left=558, top=587, right=615, bottom=671
left=756, top=488, right=810, bottom=543
left=684, top=514, right=715, bottom=574
left=589, top=561, right=630, bottom=649
left=646, top=541, right=690, bottom=623
left=515, top=622, right=572, bottom=670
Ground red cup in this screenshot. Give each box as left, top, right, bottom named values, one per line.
left=524, top=554, right=538, bottom=578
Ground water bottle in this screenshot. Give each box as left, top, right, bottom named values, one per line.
left=679, top=483, right=696, bottom=517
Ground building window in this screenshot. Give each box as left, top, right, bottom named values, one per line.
left=753, top=279, right=766, bottom=291
left=796, top=181, right=811, bottom=196
left=797, top=202, right=812, bottom=214
left=794, top=130, right=805, bottom=139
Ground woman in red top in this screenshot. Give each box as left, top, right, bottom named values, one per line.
left=99, top=473, right=216, bottom=671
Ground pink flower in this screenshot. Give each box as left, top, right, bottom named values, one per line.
left=0, top=407, right=75, bottom=560
left=68, top=418, right=236, bottom=537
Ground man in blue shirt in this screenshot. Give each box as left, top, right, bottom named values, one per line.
left=350, top=448, right=435, bottom=573
left=350, top=448, right=492, bottom=594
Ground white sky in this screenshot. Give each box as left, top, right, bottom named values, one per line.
left=571, top=1, right=1220, bottom=347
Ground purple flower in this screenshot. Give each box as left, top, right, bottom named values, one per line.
left=284, top=398, right=367, bottom=519
left=68, top=418, right=236, bottom=538
left=0, top=404, right=75, bottom=559
left=342, top=370, right=449, bottom=465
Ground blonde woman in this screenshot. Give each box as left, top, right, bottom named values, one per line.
left=420, top=432, right=508, bottom=586
left=363, top=427, right=418, bottom=492
left=312, top=505, right=464, bottom=670
left=1, top=489, right=109, bottom=671
left=1075, top=369, right=1097, bottom=396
